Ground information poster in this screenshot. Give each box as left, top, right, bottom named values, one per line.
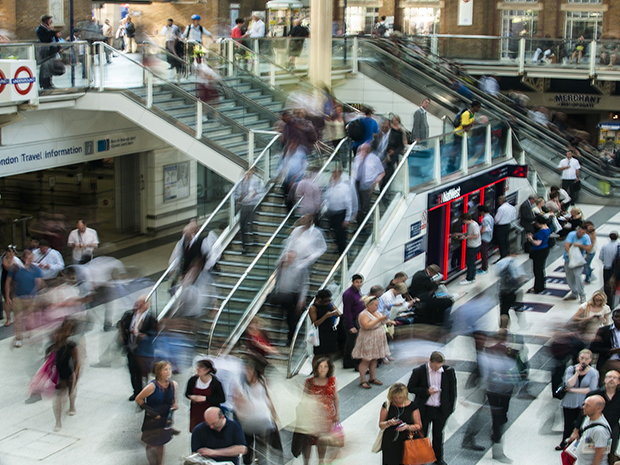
left=458, top=0, right=473, bottom=26
left=164, top=162, right=190, bottom=202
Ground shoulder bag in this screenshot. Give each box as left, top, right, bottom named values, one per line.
left=371, top=400, right=390, bottom=453
left=402, top=431, right=437, bottom=465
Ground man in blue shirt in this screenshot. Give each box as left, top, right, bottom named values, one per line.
left=191, top=407, right=247, bottom=465
left=564, top=225, right=592, bottom=304
left=5, top=249, right=44, bottom=347
left=351, top=107, right=379, bottom=153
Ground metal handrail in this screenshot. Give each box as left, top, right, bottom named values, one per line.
left=144, top=132, right=281, bottom=304
left=286, top=141, right=417, bottom=377
left=207, top=137, right=348, bottom=353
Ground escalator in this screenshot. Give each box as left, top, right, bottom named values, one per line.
left=355, top=39, right=620, bottom=198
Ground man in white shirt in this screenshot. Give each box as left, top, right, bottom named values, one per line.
left=574, top=395, right=612, bottom=465
left=323, top=164, right=357, bottom=254
left=558, top=148, right=581, bottom=204
left=183, top=15, right=213, bottom=44
left=494, top=195, right=516, bottom=259
left=33, top=239, right=65, bottom=279
left=352, top=142, right=384, bottom=223
left=234, top=167, right=265, bottom=253
left=67, top=220, right=99, bottom=264
left=244, top=13, right=265, bottom=38
left=600, top=231, right=620, bottom=306
left=460, top=213, right=481, bottom=285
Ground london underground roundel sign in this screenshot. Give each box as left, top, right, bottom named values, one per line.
left=12, top=66, right=36, bottom=95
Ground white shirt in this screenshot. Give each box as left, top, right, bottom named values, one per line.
left=324, top=176, right=358, bottom=221
left=282, top=224, right=327, bottom=270
left=426, top=363, right=443, bottom=407
left=161, top=24, right=180, bottom=40
left=32, top=247, right=65, bottom=279
left=352, top=152, right=385, bottom=191
left=67, top=227, right=99, bottom=263
left=558, top=157, right=581, bottom=180
left=494, top=202, right=517, bottom=225
left=248, top=19, right=265, bottom=38
left=599, top=240, right=620, bottom=269
left=378, top=289, right=406, bottom=318
left=184, top=24, right=211, bottom=43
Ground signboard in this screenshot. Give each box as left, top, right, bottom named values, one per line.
left=410, top=221, right=421, bottom=238
left=164, top=162, right=190, bottom=202
left=404, top=236, right=426, bottom=262
left=458, top=0, right=473, bottom=26
left=0, top=128, right=162, bottom=177
left=0, top=59, right=38, bottom=103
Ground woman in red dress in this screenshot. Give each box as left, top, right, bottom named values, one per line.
left=184, top=359, right=225, bottom=432
left=302, top=357, right=340, bottom=465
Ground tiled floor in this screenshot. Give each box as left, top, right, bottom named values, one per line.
left=1, top=202, right=618, bottom=465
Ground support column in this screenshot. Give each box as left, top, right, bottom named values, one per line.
left=309, top=0, right=333, bottom=88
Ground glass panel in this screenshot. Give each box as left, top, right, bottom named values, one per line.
left=35, top=42, right=91, bottom=91
left=492, top=120, right=507, bottom=159
left=0, top=44, right=31, bottom=60
left=467, top=125, right=487, bottom=168
left=436, top=36, right=503, bottom=62
left=409, top=144, right=436, bottom=187
left=402, top=7, right=440, bottom=35
left=440, top=132, right=462, bottom=177
left=597, top=38, right=620, bottom=68
left=501, top=9, right=539, bottom=60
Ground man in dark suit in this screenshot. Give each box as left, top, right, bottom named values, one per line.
left=119, top=296, right=157, bottom=400
left=591, top=308, right=620, bottom=376
left=409, top=265, right=453, bottom=326
left=519, top=194, right=537, bottom=234
left=407, top=351, right=457, bottom=465
left=411, top=98, right=430, bottom=142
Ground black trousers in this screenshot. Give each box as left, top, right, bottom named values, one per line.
left=562, top=407, right=581, bottom=442
left=487, top=391, right=511, bottom=443
left=239, top=204, right=256, bottom=247
left=327, top=210, right=348, bottom=255
left=494, top=224, right=511, bottom=258
left=531, top=247, right=550, bottom=293
left=466, top=246, right=480, bottom=281
left=343, top=329, right=359, bottom=369
left=499, top=291, right=517, bottom=316
left=356, top=183, right=372, bottom=224
left=271, top=292, right=301, bottom=341
left=604, top=267, right=615, bottom=308
left=562, top=179, right=579, bottom=205
left=243, top=429, right=283, bottom=465
left=421, top=406, right=447, bottom=461
left=127, top=352, right=148, bottom=396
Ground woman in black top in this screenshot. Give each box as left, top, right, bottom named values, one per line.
left=382, top=115, right=408, bottom=190
left=309, top=289, right=341, bottom=365
left=184, top=359, right=225, bottom=432
left=50, top=319, right=80, bottom=431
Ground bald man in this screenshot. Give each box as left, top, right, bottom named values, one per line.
left=573, top=395, right=611, bottom=465
left=191, top=407, right=247, bottom=465
left=67, top=220, right=99, bottom=264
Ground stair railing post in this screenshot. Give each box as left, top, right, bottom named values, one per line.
left=518, top=37, right=525, bottom=74
left=263, top=146, right=270, bottom=183
left=229, top=194, right=236, bottom=225
left=352, top=37, right=358, bottom=74
left=506, top=126, right=513, bottom=158
left=430, top=35, right=439, bottom=61
left=434, top=137, right=441, bottom=184
left=461, top=132, right=468, bottom=175
left=270, top=62, right=276, bottom=86
left=195, top=102, right=203, bottom=139
left=589, top=41, right=597, bottom=77
left=227, top=39, right=234, bottom=77
left=373, top=205, right=380, bottom=243
left=253, top=40, right=260, bottom=77
left=98, top=43, right=105, bottom=92
left=402, top=152, right=410, bottom=197
left=341, top=254, right=348, bottom=288
left=247, top=131, right=255, bottom=166
left=146, top=73, right=153, bottom=109
left=485, top=123, right=492, bottom=166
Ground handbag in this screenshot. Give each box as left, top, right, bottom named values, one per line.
left=28, top=351, right=59, bottom=398
left=320, top=422, right=345, bottom=448
left=372, top=400, right=390, bottom=453
left=568, top=246, right=587, bottom=269
left=402, top=431, right=437, bottom=465
left=553, top=383, right=568, bottom=400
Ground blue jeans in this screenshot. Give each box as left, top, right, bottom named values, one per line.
left=584, top=252, right=595, bottom=283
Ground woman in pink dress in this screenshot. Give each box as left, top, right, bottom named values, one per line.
left=302, top=357, right=340, bottom=465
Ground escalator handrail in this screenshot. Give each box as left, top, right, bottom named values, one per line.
left=207, top=137, right=349, bottom=353
left=144, top=132, right=282, bottom=304
left=286, top=141, right=418, bottom=377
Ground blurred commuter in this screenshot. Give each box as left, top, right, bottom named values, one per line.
left=519, top=194, right=537, bottom=234
left=135, top=360, right=178, bottom=465
left=409, top=264, right=452, bottom=326
left=244, top=316, right=279, bottom=370
left=323, top=163, right=357, bottom=255
left=119, top=296, right=157, bottom=401
left=160, top=18, right=181, bottom=73
left=36, top=15, right=59, bottom=90
left=309, top=289, right=341, bottom=364
left=526, top=216, right=551, bottom=294
left=1, top=245, right=21, bottom=326
left=378, top=383, right=422, bottom=465
left=557, top=349, right=599, bottom=451
left=169, top=220, right=201, bottom=277
left=352, top=142, right=384, bottom=224
left=50, top=319, right=80, bottom=431
left=407, top=352, right=456, bottom=465
left=458, top=213, right=481, bottom=285
left=5, top=249, right=43, bottom=347
left=558, top=148, right=581, bottom=205
left=382, top=115, right=407, bottom=190
left=300, top=357, right=340, bottom=465
left=591, top=309, right=620, bottom=377
left=186, top=359, right=226, bottom=432
left=478, top=204, right=494, bottom=274
left=494, top=195, right=516, bottom=260
left=564, top=225, right=592, bottom=304
left=33, top=239, right=64, bottom=280
left=411, top=98, right=430, bottom=142
left=235, top=167, right=265, bottom=253
left=455, top=101, right=481, bottom=135
left=278, top=141, right=308, bottom=205
left=243, top=13, right=265, bottom=39
left=496, top=254, right=526, bottom=329
left=571, top=291, right=611, bottom=342
left=234, top=360, right=282, bottom=464
left=342, top=274, right=364, bottom=370
left=374, top=119, right=391, bottom=161
left=291, top=166, right=321, bottom=220
left=191, top=407, right=247, bottom=464
left=600, top=231, right=619, bottom=306
left=349, top=107, right=379, bottom=154
left=67, top=220, right=99, bottom=265
left=124, top=16, right=137, bottom=53
left=323, top=105, right=346, bottom=148
left=288, top=18, right=309, bottom=70
left=102, top=19, right=114, bottom=63
left=352, top=295, right=391, bottom=389
left=584, top=221, right=597, bottom=285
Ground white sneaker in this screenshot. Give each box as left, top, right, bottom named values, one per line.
left=13, top=340, right=22, bottom=348
left=459, top=279, right=474, bottom=286
left=579, top=296, right=586, bottom=304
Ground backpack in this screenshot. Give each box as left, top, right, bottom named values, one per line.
left=125, top=22, right=135, bottom=35
left=347, top=118, right=366, bottom=142
left=375, top=22, right=387, bottom=36
left=453, top=109, right=472, bottom=128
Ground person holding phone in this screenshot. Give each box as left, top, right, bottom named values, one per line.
left=378, top=383, right=422, bottom=465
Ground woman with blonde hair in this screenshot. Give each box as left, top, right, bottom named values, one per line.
left=136, top=360, right=178, bottom=465
left=571, top=290, right=611, bottom=340
left=352, top=295, right=391, bottom=389
left=378, top=383, right=422, bottom=465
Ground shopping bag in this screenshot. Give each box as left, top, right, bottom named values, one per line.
left=568, top=246, right=586, bottom=269
left=320, top=422, right=345, bottom=448
left=307, top=324, right=320, bottom=347
left=402, top=431, right=436, bottom=465
left=28, top=352, right=58, bottom=398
